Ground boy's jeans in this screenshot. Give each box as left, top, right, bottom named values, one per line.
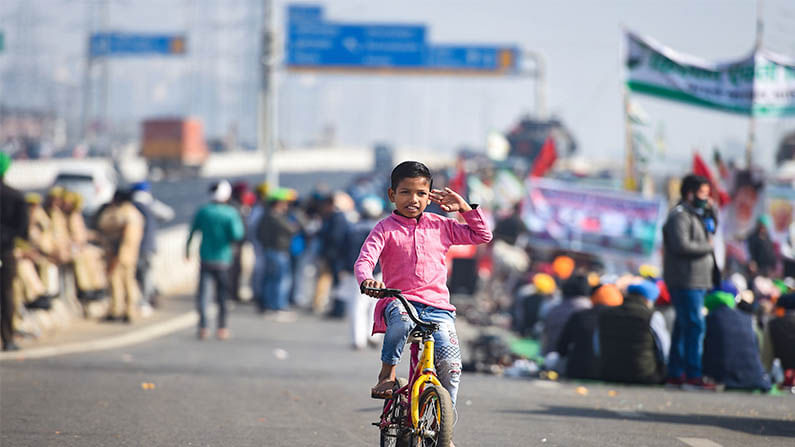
left=382, top=299, right=462, bottom=406
left=668, top=288, right=707, bottom=379
left=197, top=263, right=229, bottom=329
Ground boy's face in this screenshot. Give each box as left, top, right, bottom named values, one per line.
left=388, top=177, right=431, bottom=219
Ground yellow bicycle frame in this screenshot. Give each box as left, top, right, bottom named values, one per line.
left=409, top=338, right=443, bottom=427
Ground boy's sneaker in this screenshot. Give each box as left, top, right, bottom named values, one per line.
left=664, top=375, right=685, bottom=389
left=681, top=377, right=718, bottom=391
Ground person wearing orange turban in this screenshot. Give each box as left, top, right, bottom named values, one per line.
left=591, top=284, right=623, bottom=307
left=552, top=255, right=575, bottom=280
left=555, top=282, right=622, bottom=380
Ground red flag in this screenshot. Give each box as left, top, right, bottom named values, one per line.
left=530, top=136, right=557, bottom=178
left=692, top=153, right=730, bottom=207
left=692, top=152, right=712, bottom=180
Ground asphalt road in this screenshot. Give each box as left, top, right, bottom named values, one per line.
left=2, top=303, right=793, bottom=447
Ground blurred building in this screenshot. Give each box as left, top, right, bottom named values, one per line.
left=0, top=106, right=65, bottom=159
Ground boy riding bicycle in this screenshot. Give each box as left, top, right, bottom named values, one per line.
left=355, top=161, right=492, bottom=443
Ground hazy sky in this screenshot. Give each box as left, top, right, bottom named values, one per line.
left=1, top=0, right=794, bottom=169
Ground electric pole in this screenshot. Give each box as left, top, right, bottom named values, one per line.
left=259, top=0, right=279, bottom=188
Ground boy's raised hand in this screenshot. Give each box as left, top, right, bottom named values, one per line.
left=430, top=187, right=471, bottom=213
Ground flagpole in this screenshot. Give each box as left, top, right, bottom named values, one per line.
left=745, top=0, right=764, bottom=169
left=623, top=87, right=637, bottom=191
left=620, top=25, right=636, bottom=191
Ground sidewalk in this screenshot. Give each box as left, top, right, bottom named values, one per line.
left=0, top=294, right=199, bottom=362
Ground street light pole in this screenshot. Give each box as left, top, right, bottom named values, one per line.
left=259, top=0, right=279, bottom=189
left=523, top=50, right=547, bottom=119
left=82, top=44, right=93, bottom=143
left=81, top=0, right=96, bottom=144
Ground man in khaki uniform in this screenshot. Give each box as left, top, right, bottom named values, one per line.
left=45, top=187, right=72, bottom=264
left=98, top=190, right=144, bottom=322
left=63, top=191, right=108, bottom=297
left=19, top=193, right=59, bottom=304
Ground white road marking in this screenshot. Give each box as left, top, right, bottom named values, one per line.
left=531, top=380, right=561, bottom=389
left=613, top=410, right=645, bottom=419
left=678, top=437, right=723, bottom=447
left=0, top=311, right=198, bottom=361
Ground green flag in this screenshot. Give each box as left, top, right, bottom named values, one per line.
left=625, top=30, right=795, bottom=117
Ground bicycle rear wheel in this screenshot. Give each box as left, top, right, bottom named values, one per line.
left=380, top=424, right=410, bottom=447
left=380, top=378, right=410, bottom=447
left=412, top=384, right=454, bottom=447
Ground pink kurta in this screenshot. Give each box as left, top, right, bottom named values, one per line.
left=354, top=208, right=492, bottom=334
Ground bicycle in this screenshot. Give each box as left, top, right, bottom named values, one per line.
left=364, top=287, right=455, bottom=447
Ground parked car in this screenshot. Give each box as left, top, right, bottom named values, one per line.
left=52, top=166, right=118, bottom=217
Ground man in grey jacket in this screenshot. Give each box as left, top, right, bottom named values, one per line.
left=662, top=174, right=716, bottom=390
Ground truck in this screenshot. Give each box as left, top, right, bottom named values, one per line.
left=506, top=116, right=577, bottom=162
left=140, top=118, right=208, bottom=178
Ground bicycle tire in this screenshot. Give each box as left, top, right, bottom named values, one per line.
left=380, top=424, right=410, bottom=447
left=380, top=378, right=410, bottom=447
left=411, top=384, right=454, bottom=447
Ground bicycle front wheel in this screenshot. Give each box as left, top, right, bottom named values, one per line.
left=412, top=384, right=454, bottom=447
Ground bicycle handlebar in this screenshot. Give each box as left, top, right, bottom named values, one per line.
left=363, top=287, right=402, bottom=297
left=362, top=287, right=434, bottom=330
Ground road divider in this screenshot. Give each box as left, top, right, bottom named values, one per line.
left=6, top=148, right=453, bottom=190
left=152, top=224, right=198, bottom=296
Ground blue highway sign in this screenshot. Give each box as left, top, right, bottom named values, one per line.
left=428, top=45, right=519, bottom=72
left=288, top=22, right=426, bottom=68
left=90, top=33, right=187, bottom=58
left=286, top=5, right=519, bottom=74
